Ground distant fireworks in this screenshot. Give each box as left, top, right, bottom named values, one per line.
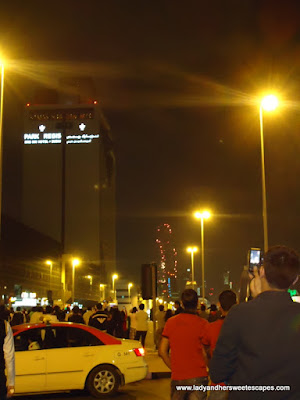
left=156, top=223, right=178, bottom=298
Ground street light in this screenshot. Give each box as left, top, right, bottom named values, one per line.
left=128, top=282, right=133, bottom=302
left=187, top=247, right=198, bottom=290
left=0, top=58, right=4, bottom=238
left=259, top=94, right=279, bottom=252
left=112, top=274, right=118, bottom=301
left=194, top=210, right=211, bottom=299
left=71, top=258, right=80, bottom=304
left=46, top=260, right=53, bottom=290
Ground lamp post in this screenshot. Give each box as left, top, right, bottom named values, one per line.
left=0, top=59, right=4, bottom=239
left=128, top=282, right=133, bottom=303
left=71, top=258, right=80, bottom=304
left=112, top=274, right=118, bottom=301
left=194, top=210, right=211, bottom=300
left=259, top=94, right=279, bottom=253
left=187, top=247, right=198, bottom=290
left=46, top=260, right=53, bottom=290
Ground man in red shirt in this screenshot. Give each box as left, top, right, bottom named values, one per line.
left=202, top=290, right=237, bottom=399
left=159, top=289, right=209, bottom=400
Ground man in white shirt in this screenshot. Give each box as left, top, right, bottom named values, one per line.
left=83, top=306, right=94, bottom=325
left=135, top=304, right=148, bottom=348
left=1, top=319, right=15, bottom=399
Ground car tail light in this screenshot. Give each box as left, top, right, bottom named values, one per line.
left=133, top=347, right=145, bottom=357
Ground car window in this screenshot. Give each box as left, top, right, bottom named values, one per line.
left=43, top=327, right=104, bottom=349
left=14, top=328, right=44, bottom=352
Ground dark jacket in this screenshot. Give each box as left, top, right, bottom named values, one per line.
left=89, top=310, right=108, bottom=331
left=10, top=312, right=24, bottom=326
left=210, top=291, right=300, bottom=399
left=68, top=314, right=84, bottom=324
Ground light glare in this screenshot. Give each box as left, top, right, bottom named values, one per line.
left=261, top=94, right=279, bottom=112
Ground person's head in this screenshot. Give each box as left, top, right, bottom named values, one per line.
left=87, top=306, right=92, bottom=311
left=96, top=303, right=103, bottom=311
left=165, top=309, right=173, bottom=321
left=219, top=290, right=237, bottom=315
left=174, top=300, right=181, bottom=309
left=210, top=304, right=217, bottom=312
left=72, top=305, right=80, bottom=314
left=181, top=289, right=198, bottom=310
left=132, top=307, right=137, bottom=313
left=16, top=307, right=21, bottom=312
left=159, top=304, right=164, bottom=312
left=139, top=303, right=145, bottom=311
left=45, top=305, right=53, bottom=314
left=262, top=246, right=300, bottom=289
left=200, top=304, right=206, bottom=312
left=37, top=306, right=43, bottom=313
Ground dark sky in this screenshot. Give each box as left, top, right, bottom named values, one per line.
left=2, top=0, right=300, bottom=292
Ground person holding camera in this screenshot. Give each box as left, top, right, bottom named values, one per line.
left=210, top=245, right=300, bottom=399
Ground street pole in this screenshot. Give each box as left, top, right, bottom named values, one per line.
left=151, top=264, right=157, bottom=351
left=0, top=63, right=4, bottom=239
left=201, top=217, right=205, bottom=300
left=259, top=106, right=268, bottom=253
left=191, top=251, right=195, bottom=291
left=72, top=263, right=75, bottom=304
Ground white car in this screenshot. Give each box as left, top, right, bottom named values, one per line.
left=12, top=322, right=148, bottom=397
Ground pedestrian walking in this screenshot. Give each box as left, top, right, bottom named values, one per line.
left=135, top=304, right=148, bottom=348
left=0, top=314, right=15, bottom=399
left=129, top=307, right=137, bottom=340
left=159, top=289, right=209, bottom=400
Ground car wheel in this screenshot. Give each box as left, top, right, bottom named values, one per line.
left=87, top=364, right=120, bottom=397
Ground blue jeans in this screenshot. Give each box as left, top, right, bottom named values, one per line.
left=171, top=376, right=208, bottom=400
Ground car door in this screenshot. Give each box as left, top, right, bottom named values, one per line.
left=45, top=326, right=103, bottom=391
left=14, top=328, right=47, bottom=394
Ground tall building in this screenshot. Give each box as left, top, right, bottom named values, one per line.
left=21, top=85, right=116, bottom=299
left=155, top=223, right=179, bottom=300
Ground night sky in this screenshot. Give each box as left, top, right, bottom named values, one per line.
left=2, top=0, right=300, bottom=293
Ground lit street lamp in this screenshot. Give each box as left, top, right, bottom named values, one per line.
left=128, top=282, right=133, bottom=302
left=194, top=210, right=211, bottom=299
left=187, top=247, right=198, bottom=290
left=259, top=94, right=279, bottom=252
left=46, top=260, right=53, bottom=290
left=112, top=274, right=118, bottom=301
left=71, top=258, right=80, bottom=304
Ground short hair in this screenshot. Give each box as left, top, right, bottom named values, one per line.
left=96, top=303, right=103, bottom=310
left=139, top=303, right=145, bottom=310
left=200, top=304, right=206, bottom=311
left=219, top=290, right=237, bottom=311
left=264, top=246, right=300, bottom=289
left=210, top=304, right=217, bottom=312
left=132, top=307, right=137, bottom=313
left=72, top=305, right=80, bottom=314
left=181, top=289, right=198, bottom=309
left=16, top=307, right=21, bottom=311
left=159, top=304, right=164, bottom=311
left=175, top=300, right=180, bottom=306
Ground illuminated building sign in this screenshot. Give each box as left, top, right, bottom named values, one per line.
left=24, top=106, right=100, bottom=145
left=24, top=132, right=99, bottom=145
